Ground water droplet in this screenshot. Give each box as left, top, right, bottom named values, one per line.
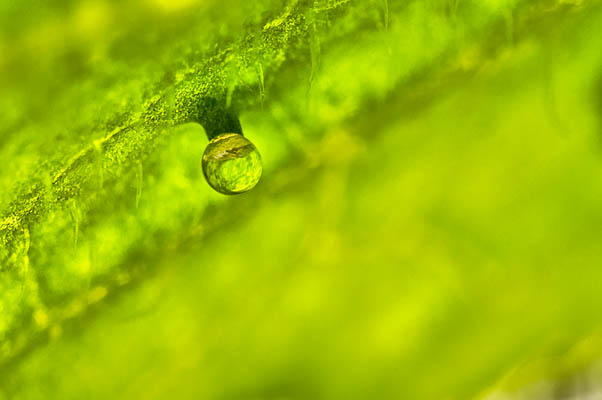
left=202, top=133, right=262, bottom=195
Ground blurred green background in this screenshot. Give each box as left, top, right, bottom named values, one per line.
left=1, top=0, right=602, bottom=398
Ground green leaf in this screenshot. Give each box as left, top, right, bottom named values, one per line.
left=1, top=0, right=602, bottom=398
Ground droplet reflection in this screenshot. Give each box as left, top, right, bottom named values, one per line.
left=202, top=133, right=262, bottom=195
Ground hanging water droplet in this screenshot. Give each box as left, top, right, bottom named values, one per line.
left=202, top=133, right=262, bottom=195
